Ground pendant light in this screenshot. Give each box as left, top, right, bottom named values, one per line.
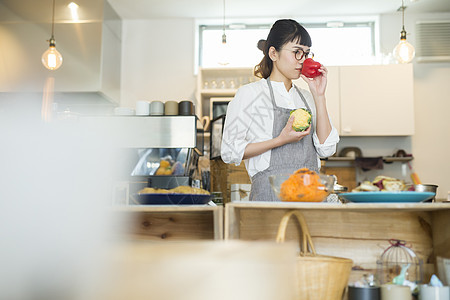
left=42, top=0, right=63, bottom=70
left=393, top=0, right=415, bottom=64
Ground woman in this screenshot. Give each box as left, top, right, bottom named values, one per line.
left=220, top=19, right=339, bottom=201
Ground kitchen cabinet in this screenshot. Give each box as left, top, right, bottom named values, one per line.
left=225, top=202, right=450, bottom=284
left=197, top=64, right=414, bottom=136
left=338, top=64, right=414, bottom=136
left=293, top=64, right=414, bottom=136
left=293, top=66, right=341, bottom=134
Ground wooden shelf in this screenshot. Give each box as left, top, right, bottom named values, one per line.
left=321, top=156, right=413, bottom=163
left=382, top=157, right=414, bottom=163
left=200, top=89, right=237, bottom=97
left=113, top=204, right=220, bottom=212
left=225, top=201, right=450, bottom=212
left=196, top=67, right=257, bottom=118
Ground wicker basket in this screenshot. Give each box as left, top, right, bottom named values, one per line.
left=276, top=210, right=353, bottom=300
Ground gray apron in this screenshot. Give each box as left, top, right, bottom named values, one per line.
left=249, top=78, right=318, bottom=201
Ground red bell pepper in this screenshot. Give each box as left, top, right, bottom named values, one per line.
left=301, top=58, right=322, bottom=78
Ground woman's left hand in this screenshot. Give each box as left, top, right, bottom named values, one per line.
left=301, top=65, right=328, bottom=97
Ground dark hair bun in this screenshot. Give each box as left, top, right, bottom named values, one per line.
left=257, top=39, right=266, bottom=52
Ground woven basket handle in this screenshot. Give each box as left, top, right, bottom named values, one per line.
left=276, top=210, right=317, bottom=256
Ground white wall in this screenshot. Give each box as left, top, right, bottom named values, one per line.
left=120, top=13, right=450, bottom=199
left=381, top=12, right=450, bottom=199
left=120, top=19, right=197, bottom=108
left=412, top=63, right=450, bottom=199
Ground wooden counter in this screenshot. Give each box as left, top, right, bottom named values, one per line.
left=114, top=205, right=223, bottom=241
left=225, top=202, right=450, bottom=283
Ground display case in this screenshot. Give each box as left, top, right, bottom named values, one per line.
left=80, top=115, right=205, bottom=205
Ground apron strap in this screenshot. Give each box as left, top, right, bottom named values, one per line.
left=267, top=78, right=312, bottom=113
left=294, top=85, right=312, bottom=112
left=266, top=78, right=277, bottom=108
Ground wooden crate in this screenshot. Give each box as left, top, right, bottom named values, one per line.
left=114, top=205, right=223, bottom=240
left=321, top=166, right=357, bottom=192
left=210, top=159, right=251, bottom=204
left=225, top=202, right=450, bottom=285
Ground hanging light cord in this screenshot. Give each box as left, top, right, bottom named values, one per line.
left=222, top=0, right=226, bottom=44
left=50, top=0, right=56, bottom=41
left=222, top=0, right=225, bottom=32
left=399, top=0, right=407, bottom=38
left=401, top=0, right=405, bottom=30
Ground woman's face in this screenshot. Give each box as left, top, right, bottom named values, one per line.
left=272, top=41, right=311, bottom=80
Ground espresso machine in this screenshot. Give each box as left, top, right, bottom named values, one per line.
left=80, top=115, right=204, bottom=205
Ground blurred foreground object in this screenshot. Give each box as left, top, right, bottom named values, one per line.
left=97, top=241, right=297, bottom=300
left=0, top=118, right=123, bottom=300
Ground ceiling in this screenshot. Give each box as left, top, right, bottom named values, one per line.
left=108, top=0, right=450, bottom=19
left=1, top=0, right=450, bottom=23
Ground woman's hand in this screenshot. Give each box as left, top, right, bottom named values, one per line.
left=276, top=114, right=311, bottom=145
left=242, top=115, right=311, bottom=160
left=301, top=65, right=333, bottom=144
left=301, top=65, right=328, bottom=98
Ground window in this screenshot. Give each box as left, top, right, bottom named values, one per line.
left=199, top=24, right=269, bottom=68
left=306, top=22, right=376, bottom=66
left=198, top=21, right=376, bottom=68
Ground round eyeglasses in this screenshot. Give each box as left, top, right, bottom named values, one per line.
left=281, top=48, right=313, bottom=61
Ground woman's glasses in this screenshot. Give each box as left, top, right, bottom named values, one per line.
left=281, top=48, right=313, bottom=61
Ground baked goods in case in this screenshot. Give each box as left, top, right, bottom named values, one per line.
left=138, top=186, right=210, bottom=195
left=155, top=159, right=185, bottom=176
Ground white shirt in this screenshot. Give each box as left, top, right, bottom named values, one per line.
left=221, top=78, right=339, bottom=178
